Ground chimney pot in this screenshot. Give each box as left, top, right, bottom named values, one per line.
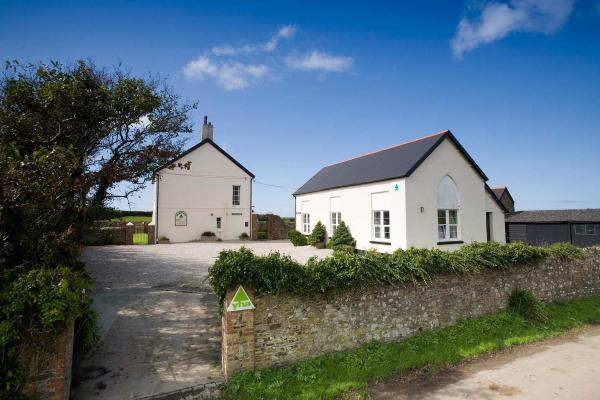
left=201, top=115, right=214, bottom=141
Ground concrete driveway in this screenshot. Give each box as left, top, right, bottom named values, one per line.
left=369, top=326, right=600, bottom=400
left=71, top=241, right=331, bottom=399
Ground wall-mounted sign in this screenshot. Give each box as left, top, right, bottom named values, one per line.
left=394, top=183, right=400, bottom=192
left=175, top=211, right=187, bottom=226
left=227, top=286, right=255, bottom=312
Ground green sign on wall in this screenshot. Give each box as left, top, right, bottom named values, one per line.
left=175, top=210, right=187, bottom=226
left=227, top=286, right=255, bottom=312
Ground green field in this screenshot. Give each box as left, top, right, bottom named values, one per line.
left=224, top=296, right=600, bottom=400
left=110, top=215, right=152, bottom=222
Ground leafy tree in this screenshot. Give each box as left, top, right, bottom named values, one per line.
left=327, top=221, right=356, bottom=249
left=0, top=60, right=195, bottom=271
left=308, top=221, right=327, bottom=246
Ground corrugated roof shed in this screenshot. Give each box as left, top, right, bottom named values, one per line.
left=506, top=209, right=600, bottom=223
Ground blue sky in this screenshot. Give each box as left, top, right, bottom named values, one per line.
left=1, top=0, right=599, bottom=216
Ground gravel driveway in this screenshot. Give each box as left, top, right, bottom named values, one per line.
left=71, top=241, right=330, bottom=400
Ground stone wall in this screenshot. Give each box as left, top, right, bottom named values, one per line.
left=222, top=249, right=600, bottom=376
left=21, top=323, right=74, bottom=400
left=266, top=214, right=290, bottom=240
left=250, top=213, right=290, bottom=241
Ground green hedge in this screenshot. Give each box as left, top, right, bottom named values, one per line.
left=207, top=242, right=585, bottom=309
left=288, top=230, right=307, bottom=246
left=0, top=267, right=95, bottom=396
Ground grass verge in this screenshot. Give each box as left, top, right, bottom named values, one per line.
left=223, top=296, right=600, bottom=400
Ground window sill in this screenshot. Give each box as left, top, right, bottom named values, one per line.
left=437, top=240, right=464, bottom=245
left=370, top=240, right=391, bottom=245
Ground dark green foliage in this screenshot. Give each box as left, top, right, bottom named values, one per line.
left=332, top=244, right=355, bottom=254
left=509, top=289, right=549, bottom=323
left=257, top=232, right=268, bottom=240
left=239, top=233, right=250, bottom=240
left=0, top=60, right=193, bottom=397
left=0, top=267, right=93, bottom=396
left=201, top=231, right=216, bottom=237
left=307, top=221, right=326, bottom=246
left=208, top=247, right=305, bottom=311
left=0, top=60, right=194, bottom=267
left=288, top=230, right=308, bottom=246
left=224, top=295, right=600, bottom=399
left=327, top=221, right=356, bottom=249
left=208, top=242, right=585, bottom=311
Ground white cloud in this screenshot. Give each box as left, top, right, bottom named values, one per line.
left=451, top=0, right=575, bottom=58
left=129, top=115, right=150, bottom=131
left=285, top=51, right=354, bottom=73
left=211, top=24, right=297, bottom=55
left=183, top=55, right=268, bottom=90
left=184, top=25, right=355, bottom=90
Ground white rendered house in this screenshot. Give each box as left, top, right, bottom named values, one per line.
left=293, top=130, right=507, bottom=252
left=152, top=117, right=254, bottom=242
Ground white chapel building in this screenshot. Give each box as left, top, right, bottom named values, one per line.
left=152, top=117, right=254, bottom=242
left=293, top=130, right=508, bottom=252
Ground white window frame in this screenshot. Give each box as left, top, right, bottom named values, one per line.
left=232, top=185, right=241, bottom=206
left=438, top=209, right=459, bottom=241
left=372, top=210, right=390, bottom=241
left=331, top=212, right=341, bottom=234
left=302, top=213, right=310, bottom=234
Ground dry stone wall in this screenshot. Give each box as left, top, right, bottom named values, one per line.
left=222, top=249, right=600, bottom=377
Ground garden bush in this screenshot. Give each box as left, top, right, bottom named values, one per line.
left=0, top=267, right=94, bottom=396
left=257, top=232, right=268, bottom=240
left=327, top=221, right=356, bottom=249
left=307, top=222, right=326, bottom=246
left=288, top=230, right=308, bottom=246
left=207, top=241, right=584, bottom=310
left=509, top=289, right=549, bottom=323
left=239, top=232, right=250, bottom=240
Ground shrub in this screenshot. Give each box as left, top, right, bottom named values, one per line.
left=547, top=242, right=586, bottom=260
left=327, top=221, right=356, bottom=249
left=239, top=232, right=250, bottom=240
left=0, top=267, right=93, bottom=395
left=332, top=244, right=356, bottom=254
left=308, top=222, right=326, bottom=246
left=288, top=230, right=308, bottom=246
left=201, top=231, right=216, bottom=237
left=208, top=242, right=585, bottom=311
left=157, top=235, right=170, bottom=241
left=508, top=289, right=549, bottom=323
left=257, top=232, right=268, bottom=240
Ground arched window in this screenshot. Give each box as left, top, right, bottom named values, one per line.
left=437, top=176, right=459, bottom=241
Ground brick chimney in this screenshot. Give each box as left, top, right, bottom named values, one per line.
left=201, top=115, right=214, bottom=141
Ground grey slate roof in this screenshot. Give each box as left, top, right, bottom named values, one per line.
left=506, top=209, right=600, bottom=223
left=492, top=188, right=505, bottom=200
left=294, top=130, right=488, bottom=195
